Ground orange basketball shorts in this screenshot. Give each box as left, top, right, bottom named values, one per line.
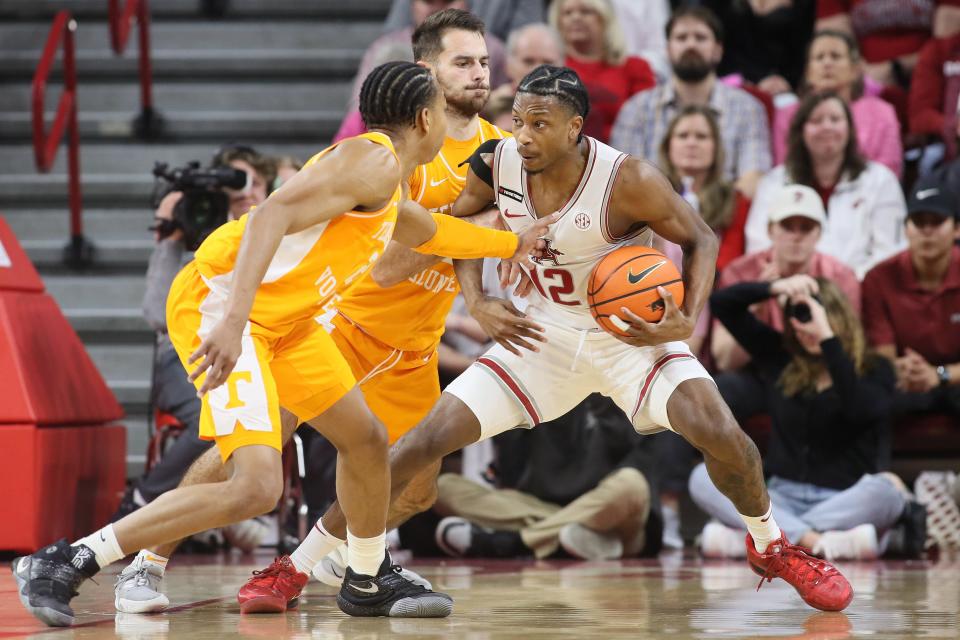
left=166, top=262, right=356, bottom=462
left=329, top=312, right=440, bottom=444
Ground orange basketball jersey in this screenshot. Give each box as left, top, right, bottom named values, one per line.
left=193, top=132, right=400, bottom=335
left=336, top=118, right=509, bottom=352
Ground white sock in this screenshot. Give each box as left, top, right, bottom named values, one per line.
left=137, top=549, right=169, bottom=573
left=740, top=504, right=782, bottom=553
left=73, top=524, right=125, bottom=568
left=347, top=530, right=386, bottom=577
left=290, top=519, right=345, bottom=575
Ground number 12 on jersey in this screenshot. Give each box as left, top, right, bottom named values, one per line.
left=527, top=266, right=579, bottom=306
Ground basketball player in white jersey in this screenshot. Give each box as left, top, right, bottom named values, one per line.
left=314, top=65, right=855, bottom=613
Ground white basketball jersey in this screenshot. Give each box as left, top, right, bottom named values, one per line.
left=493, top=136, right=652, bottom=329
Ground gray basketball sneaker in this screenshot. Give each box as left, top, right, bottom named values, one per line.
left=114, top=554, right=170, bottom=613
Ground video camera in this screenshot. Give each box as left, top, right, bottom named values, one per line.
left=151, top=161, right=249, bottom=250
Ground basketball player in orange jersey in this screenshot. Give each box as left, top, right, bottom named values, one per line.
left=102, top=9, right=528, bottom=616
left=12, top=60, right=556, bottom=627
left=308, top=65, right=856, bottom=613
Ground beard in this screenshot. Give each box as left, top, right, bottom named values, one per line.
left=673, top=50, right=715, bottom=83
left=438, top=76, right=489, bottom=118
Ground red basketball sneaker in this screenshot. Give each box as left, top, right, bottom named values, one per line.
left=237, top=556, right=309, bottom=614
left=746, top=534, right=853, bottom=612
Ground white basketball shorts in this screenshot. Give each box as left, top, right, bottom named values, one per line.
left=445, top=315, right=714, bottom=441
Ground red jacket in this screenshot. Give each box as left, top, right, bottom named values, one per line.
left=909, top=33, right=960, bottom=158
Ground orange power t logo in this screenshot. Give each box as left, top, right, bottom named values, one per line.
left=225, top=371, right=252, bottom=409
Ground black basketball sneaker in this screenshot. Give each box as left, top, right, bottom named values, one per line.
left=12, top=538, right=100, bottom=627
left=336, top=552, right=453, bottom=618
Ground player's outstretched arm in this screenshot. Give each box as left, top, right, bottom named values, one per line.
left=393, top=198, right=558, bottom=265
left=188, top=139, right=400, bottom=395
left=607, top=158, right=719, bottom=347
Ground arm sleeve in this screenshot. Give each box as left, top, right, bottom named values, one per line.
left=737, top=94, right=773, bottom=176
left=860, top=269, right=897, bottom=349
left=818, top=338, right=896, bottom=427
left=872, top=101, right=904, bottom=177
left=463, top=138, right=501, bottom=189
left=908, top=38, right=948, bottom=137
left=142, top=239, right=185, bottom=333
left=862, top=166, right=908, bottom=277
left=709, top=282, right=785, bottom=364
left=744, top=172, right=777, bottom=253
left=414, top=212, right=518, bottom=259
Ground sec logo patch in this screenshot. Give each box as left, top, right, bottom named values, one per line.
left=574, top=212, right=591, bottom=230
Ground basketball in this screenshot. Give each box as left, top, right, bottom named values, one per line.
left=587, top=247, right=684, bottom=335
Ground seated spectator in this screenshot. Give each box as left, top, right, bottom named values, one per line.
left=713, top=184, right=860, bottom=374
left=692, top=275, right=905, bottom=561
left=815, top=0, right=960, bottom=89
left=272, top=155, right=303, bottom=191
left=862, top=176, right=960, bottom=425
left=333, top=0, right=507, bottom=142
left=382, top=0, right=544, bottom=41
left=745, top=90, right=907, bottom=278
left=485, top=23, right=565, bottom=130
left=657, top=104, right=751, bottom=274
left=611, top=5, right=772, bottom=198
left=548, top=0, right=655, bottom=142
left=773, top=30, right=902, bottom=176
left=704, top=0, right=816, bottom=96
left=433, top=394, right=661, bottom=560
left=909, top=31, right=960, bottom=162
left=609, top=0, right=670, bottom=82
left=119, top=145, right=280, bottom=551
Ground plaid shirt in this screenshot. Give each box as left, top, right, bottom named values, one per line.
left=610, top=81, right=772, bottom=180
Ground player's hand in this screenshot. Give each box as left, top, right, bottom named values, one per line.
left=608, top=286, right=694, bottom=347
left=509, top=212, right=561, bottom=267
left=498, top=261, right=534, bottom=297
left=154, top=191, right=184, bottom=243
left=187, top=317, right=245, bottom=396
left=469, top=295, right=546, bottom=356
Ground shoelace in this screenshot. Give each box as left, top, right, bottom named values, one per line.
left=755, top=543, right=837, bottom=593
left=115, top=565, right=151, bottom=589
left=249, top=558, right=289, bottom=586
left=380, top=564, right=429, bottom=595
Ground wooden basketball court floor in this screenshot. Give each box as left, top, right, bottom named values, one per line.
left=2, top=552, right=958, bottom=639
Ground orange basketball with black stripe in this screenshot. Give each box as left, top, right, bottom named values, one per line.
left=587, top=247, right=684, bottom=335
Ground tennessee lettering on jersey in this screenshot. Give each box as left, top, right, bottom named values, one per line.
left=192, top=132, right=401, bottom=333
left=335, top=118, right=509, bottom=352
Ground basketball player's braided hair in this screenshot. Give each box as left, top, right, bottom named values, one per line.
left=359, top=61, right=438, bottom=130
left=517, top=65, right=591, bottom=120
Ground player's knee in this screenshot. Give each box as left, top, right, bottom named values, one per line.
left=669, top=382, right=741, bottom=457
left=226, top=472, right=283, bottom=518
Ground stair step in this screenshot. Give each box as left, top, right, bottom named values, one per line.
left=44, top=273, right=147, bottom=310
left=0, top=109, right=343, bottom=142
left=0, top=81, right=352, bottom=114
left=0, top=0, right=392, bottom=20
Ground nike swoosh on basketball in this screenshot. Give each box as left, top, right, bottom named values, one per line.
left=916, top=188, right=939, bottom=199
left=503, top=209, right=526, bottom=218
left=430, top=178, right=447, bottom=187
left=627, top=260, right=666, bottom=284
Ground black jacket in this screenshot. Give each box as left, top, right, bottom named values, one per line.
left=711, top=282, right=896, bottom=489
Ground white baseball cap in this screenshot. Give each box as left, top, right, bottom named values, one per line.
left=768, top=184, right=827, bottom=227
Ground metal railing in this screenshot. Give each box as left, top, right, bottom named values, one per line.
left=108, top=0, right=161, bottom=138
left=32, top=10, right=93, bottom=268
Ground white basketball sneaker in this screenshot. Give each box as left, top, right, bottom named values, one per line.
left=312, top=545, right=432, bottom=590
left=114, top=553, right=169, bottom=613
left=699, top=522, right=748, bottom=559
left=812, top=524, right=879, bottom=561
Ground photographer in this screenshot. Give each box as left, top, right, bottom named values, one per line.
left=117, top=146, right=275, bottom=547
left=689, top=275, right=906, bottom=562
